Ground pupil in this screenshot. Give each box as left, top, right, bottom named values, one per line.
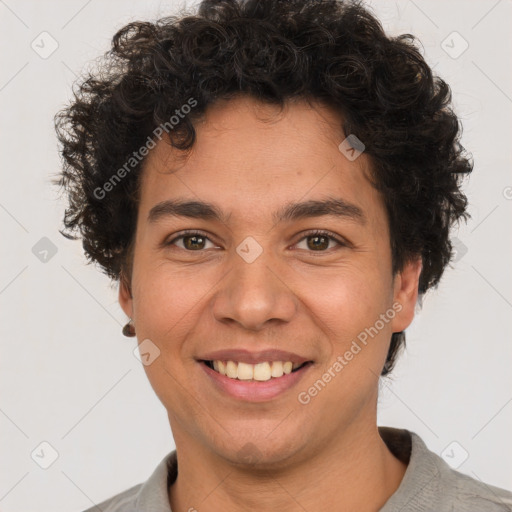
left=309, top=235, right=328, bottom=250
left=185, top=235, right=204, bottom=250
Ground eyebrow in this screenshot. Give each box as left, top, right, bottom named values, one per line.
left=147, top=197, right=366, bottom=226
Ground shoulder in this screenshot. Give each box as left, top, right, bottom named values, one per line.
left=379, top=427, right=512, bottom=512
left=412, top=431, right=512, bottom=511
left=79, top=450, right=177, bottom=512
left=81, top=482, right=143, bottom=512
left=433, top=452, right=512, bottom=511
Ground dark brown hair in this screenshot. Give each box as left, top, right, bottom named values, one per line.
left=54, top=0, right=472, bottom=375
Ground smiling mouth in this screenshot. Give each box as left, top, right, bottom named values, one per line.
left=200, top=360, right=312, bottom=381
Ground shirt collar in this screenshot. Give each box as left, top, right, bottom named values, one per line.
left=378, top=427, right=441, bottom=512
left=135, top=449, right=177, bottom=511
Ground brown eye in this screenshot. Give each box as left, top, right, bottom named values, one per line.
left=306, top=234, right=330, bottom=250
left=166, top=231, right=216, bottom=251
left=182, top=234, right=207, bottom=250
left=295, top=230, right=345, bottom=252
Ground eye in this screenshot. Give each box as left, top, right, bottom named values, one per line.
left=294, top=230, right=346, bottom=252
left=164, top=229, right=347, bottom=252
left=165, top=230, right=217, bottom=251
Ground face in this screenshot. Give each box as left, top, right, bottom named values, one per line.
left=119, top=95, right=421, bottom=467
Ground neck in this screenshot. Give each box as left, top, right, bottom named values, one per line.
left=168, top=420, right=407, bottom=512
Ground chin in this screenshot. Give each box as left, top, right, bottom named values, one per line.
left=217, top=436, right=304, bottom=471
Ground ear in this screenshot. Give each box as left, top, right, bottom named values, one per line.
left=390, top=256, right=422, bottom=333
left=118, top=273, right=134, bottom=319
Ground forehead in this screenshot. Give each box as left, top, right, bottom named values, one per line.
left=137, top=96, right=384, bottom=229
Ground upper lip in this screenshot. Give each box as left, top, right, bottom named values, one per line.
left=197, top=349, right=312, bottom=365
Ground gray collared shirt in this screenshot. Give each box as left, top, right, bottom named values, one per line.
left=82, top=427, right=512, bottom=511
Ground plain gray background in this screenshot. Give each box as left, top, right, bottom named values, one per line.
left=1, top=0, right=511, bottom=510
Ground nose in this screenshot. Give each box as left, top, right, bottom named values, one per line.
left=211, top=247, right=298, bottom=331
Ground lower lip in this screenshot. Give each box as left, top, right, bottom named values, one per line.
left=199, top=361, right=313, bottom=402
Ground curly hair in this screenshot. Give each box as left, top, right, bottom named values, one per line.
left=53, top=0, right=472, bottom=376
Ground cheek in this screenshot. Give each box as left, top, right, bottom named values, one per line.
left=300, top=267, right=395, bottom=406
left=297, top=263, right=392, bottom=343
left=131, top=267, right=202, bottom=408
left=301, top=276, right=393, bottom=415
left=131, top=263, right=205, bottom=351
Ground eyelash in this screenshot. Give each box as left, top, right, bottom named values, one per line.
left=165, top=229, right=347, bottom=252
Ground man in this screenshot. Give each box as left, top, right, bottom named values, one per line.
left=54, top=0, right=512, bottom=510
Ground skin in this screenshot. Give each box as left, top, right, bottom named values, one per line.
left=119, top=95, right=422, bottom=512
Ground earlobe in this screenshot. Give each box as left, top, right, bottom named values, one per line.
left=391, top=257, right=422, bottom=333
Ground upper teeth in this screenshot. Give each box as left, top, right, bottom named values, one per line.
left=211, top=360, right=302, bottom=381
